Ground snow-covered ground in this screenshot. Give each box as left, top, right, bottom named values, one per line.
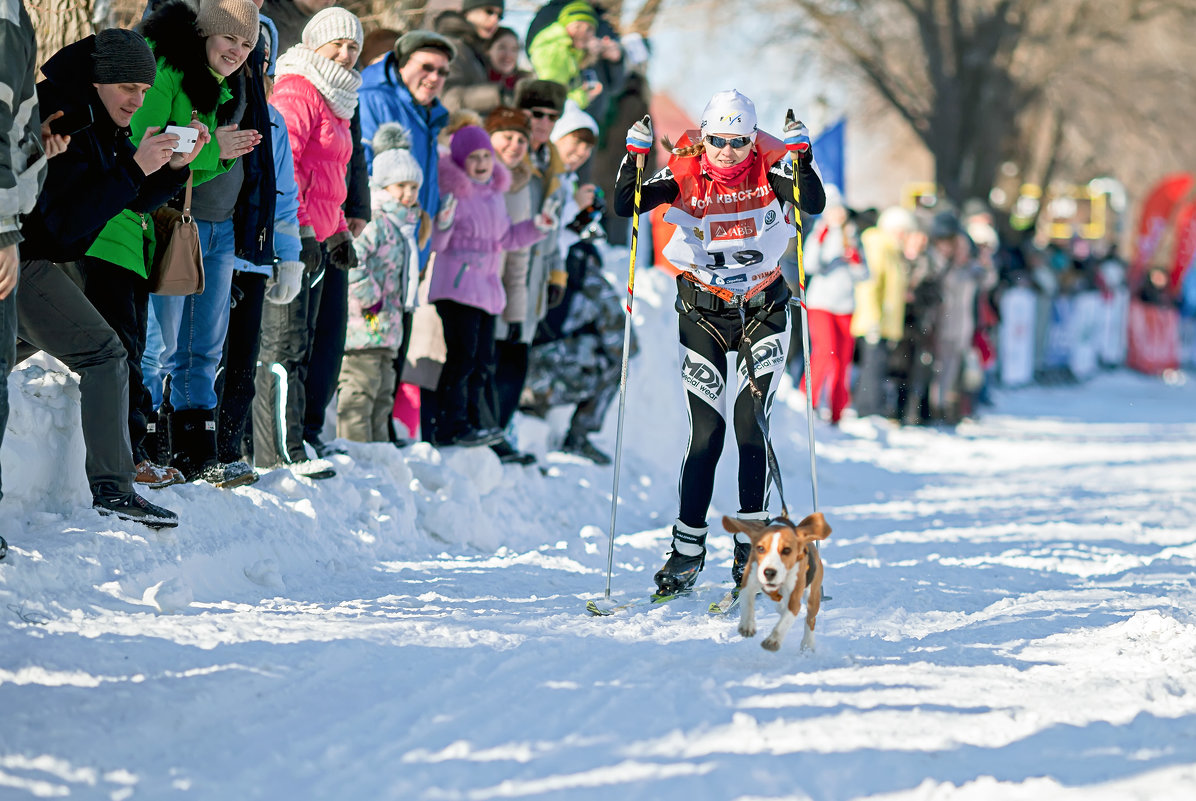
left=3, top=261, right=1196, bottom=801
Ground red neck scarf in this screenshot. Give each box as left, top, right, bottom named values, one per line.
left=700, top=149, right=756, bottom=186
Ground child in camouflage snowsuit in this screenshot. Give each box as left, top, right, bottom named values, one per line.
left=523, top=239, right=636, bottom=464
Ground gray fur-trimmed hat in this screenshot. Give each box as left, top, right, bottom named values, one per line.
left=393, top=30, right=457, bottom=67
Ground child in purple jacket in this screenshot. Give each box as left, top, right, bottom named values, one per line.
left=429, top=124, right=554, bottom=446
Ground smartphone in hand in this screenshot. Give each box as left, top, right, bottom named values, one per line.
left=47, top=106, right=93, bottom=137
left=164, top=124, right=200, bottom=153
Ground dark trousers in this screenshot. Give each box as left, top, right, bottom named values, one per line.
left=0, top=281, right=15, bottom=502
left=853, top=338, right=894, bottom=418
left=81, top=256, right=153, bottom=464
left=303, top=264, right=347, bottom=443
left=216, top=271, right=266, bottom=462
left=16, top=260, right=135, bottom=491
left=492, top=339, right=529, bottom=429
left=434, top=299, right=497, bottom=439
left=255, top=268, right=317, bottom=465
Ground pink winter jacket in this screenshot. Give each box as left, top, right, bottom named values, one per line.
left=271, top=73, right=351, bottom=242
left=428, top=155, right=546, bottom=315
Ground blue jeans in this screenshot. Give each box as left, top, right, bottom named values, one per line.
left=143, top=219, right=237, bottom=411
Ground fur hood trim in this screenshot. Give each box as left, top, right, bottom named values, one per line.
left=139, top=0, right=226, bottom=115
left=438, top=152, right=513, bottom=199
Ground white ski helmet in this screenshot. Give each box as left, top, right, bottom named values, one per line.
left=700, top=90, right=758, bottom=138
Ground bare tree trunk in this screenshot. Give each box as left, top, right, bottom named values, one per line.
left=629, top=0, right=664, bottom=36
left=30, top=0, right=94, bottom=69
left=342, top=0, right=429, bottom=33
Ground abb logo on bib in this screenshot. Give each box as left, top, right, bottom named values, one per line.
left=712, top=218, right=757, bottom=242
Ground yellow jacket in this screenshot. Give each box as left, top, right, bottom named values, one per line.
left=852, top=226, right=909, bottom=342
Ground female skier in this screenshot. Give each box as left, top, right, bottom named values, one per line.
left=613, top=89, right=825, bottom=595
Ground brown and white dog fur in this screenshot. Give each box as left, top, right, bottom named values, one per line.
left=723, top=513, right=831, bottom=652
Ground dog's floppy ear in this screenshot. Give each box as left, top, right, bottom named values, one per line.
left=794, top=512, right=831, bottom=542
left=722, top=515, right=773, bottom=543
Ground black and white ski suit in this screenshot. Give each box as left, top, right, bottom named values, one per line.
left=613, top=149, right=824, bottom=528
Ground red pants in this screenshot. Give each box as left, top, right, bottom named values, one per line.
left=801, top=309, right=855, bottom=422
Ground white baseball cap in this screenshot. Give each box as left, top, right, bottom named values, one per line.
left=700, top=89, right=757, bottom=138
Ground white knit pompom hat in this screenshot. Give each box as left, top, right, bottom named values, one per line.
left=370, top=123, right=423, bottom=190
left=700, top=89, right=758, bottom=138
left=302, top=7, right=364, bottom=52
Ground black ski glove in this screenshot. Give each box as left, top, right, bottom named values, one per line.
left=325, top=230, right=357, bottom=271
left=504, top=322, right=523, bottom=343
left=300, top=234, right=322, bottom=274
left=547, top=284, right=565, bottom=309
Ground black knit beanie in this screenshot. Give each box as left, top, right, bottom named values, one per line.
left=92, top=29, right=157, bottom=86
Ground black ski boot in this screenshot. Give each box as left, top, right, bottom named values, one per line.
left=653, top=525, right=707, bottom=595
left=731, top=539, right=751, bottom=586
left=731, top=513, right=769, bottom=585
left=91, top=481, right=179, bottom=528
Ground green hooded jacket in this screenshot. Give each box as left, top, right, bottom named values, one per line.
left=528, top=22, right=591, bottom=111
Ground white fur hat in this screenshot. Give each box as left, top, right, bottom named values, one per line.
left=550, top=99, right=598, bottom=142
left=700, top=89, right=757, bottom=138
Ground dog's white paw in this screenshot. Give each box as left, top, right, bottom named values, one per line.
left=738, top=621, right=756, bottom=638
left=800, top=628, right=816, bottom=652
left=761, top=634, right=781, bottom=652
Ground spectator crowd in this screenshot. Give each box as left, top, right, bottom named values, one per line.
left=783, top=194, right=1143, bottom=429
left=2, top=0, right=648, bottom=530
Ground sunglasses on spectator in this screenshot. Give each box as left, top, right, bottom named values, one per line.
left=705, top=134, right=753, bottom=149
left=415, top=62, right=451, bottom=78
left=475, top=7, right=502, bottom=16
left=529, top=109, right=560, bottom=120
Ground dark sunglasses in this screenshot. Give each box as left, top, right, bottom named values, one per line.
left=529, top=109, right=560, bottom=120
left=415, top=62, right=451, bottom=78
left=705, top=134, right=753, bottom=149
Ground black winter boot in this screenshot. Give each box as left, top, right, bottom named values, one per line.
left=172, top=409, right=258, bottom=488
left=170, top=408, right=210, bottom=481
left=561, top=431, right=612, bottom=465
left=145, top=407, right=172, bottom=467
left=653, top=524, right=707, bottom=595
left=490, top=437, right=536, bottom=465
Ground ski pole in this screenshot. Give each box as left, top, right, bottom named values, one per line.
left=605, top=151, right=645, bottom=599
left=786, top=109, right=820, bottom=512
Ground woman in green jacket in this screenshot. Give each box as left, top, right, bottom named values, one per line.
left=81, top=0, right=261, bottom=483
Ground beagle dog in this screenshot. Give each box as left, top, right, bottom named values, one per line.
left=723, top=513, right=830, bottom=652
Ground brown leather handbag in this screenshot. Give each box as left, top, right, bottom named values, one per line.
left=148, top=173, right=204, bottom=295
